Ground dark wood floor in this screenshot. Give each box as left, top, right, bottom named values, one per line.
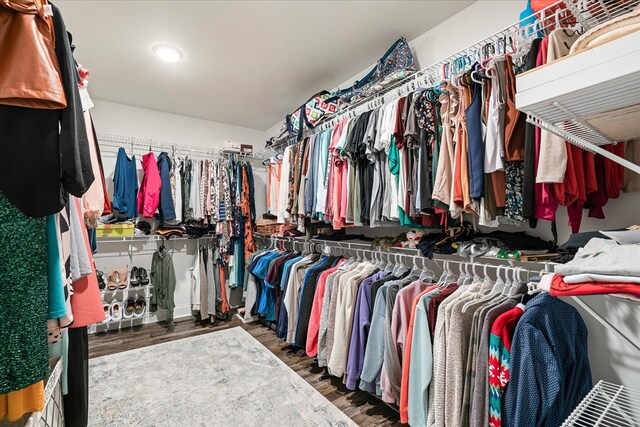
left=89, top=316, right=402, bottom=427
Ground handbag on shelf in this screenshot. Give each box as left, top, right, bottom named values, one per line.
left=286, top=90, right=343, bottom=142
left=333, top=37, right=416, bottom=104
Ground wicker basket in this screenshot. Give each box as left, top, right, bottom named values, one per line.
left=256, top=218, right=279, bottom=235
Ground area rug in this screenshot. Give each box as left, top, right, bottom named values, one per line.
left=88, top=327, right=356, bottom=426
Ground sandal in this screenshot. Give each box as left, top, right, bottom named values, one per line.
left=118, top=267, right=128, bottom=289
left=123, top=297, right=135, bottom=319
left=97, top=270, right=106, bottom=290
left=107, top=270, right=119, bottom=291
left=129, top=266, right=140, bottom=287
left=110, top=300, right=122, bottom=321
left=102, top=302, right=111, bottom=323
left=138, top=267, right=149, bottom=286
left=133, top=296, right=146, bottom=317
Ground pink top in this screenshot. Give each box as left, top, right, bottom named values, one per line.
left=306, top=260, right=344, bottom=357
left=70, top=198, right=105, bottom=328
left=137, top=152, right=162, bottom=218
left=381, top=281, right=433, bottom=403
left=80, top=111, right=105, bottom=227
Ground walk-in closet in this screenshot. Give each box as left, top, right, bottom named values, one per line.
left=1, top=1, right=639, bottom=426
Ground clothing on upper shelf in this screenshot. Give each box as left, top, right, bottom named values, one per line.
left=243, top=243, right=593, bottom=427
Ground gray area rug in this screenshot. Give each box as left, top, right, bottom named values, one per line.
left=88, top=327, right=356, bottom=427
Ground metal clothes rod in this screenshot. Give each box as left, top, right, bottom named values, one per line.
left=269, top=0, right=638, bottom=150
left=97, top=132, right=265, bottom=161
left=258, top=235, right=639, bottom=355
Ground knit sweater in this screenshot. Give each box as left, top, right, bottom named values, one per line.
left=488, top=304, right=525, bottom=427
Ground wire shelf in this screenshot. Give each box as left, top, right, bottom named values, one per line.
left=97, top=132, right=264, bottom=161
left=561, top=380, right=640, bottom=426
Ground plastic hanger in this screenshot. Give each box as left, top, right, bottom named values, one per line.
left=409, top=255, right=423, bottom=279
left=419, top=257, right=435, bottom=283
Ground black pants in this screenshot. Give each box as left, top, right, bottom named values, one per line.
left=63, top=327, right=89, bottom=427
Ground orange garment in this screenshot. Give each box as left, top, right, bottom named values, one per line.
left=399, top=286, right=437, bottom=423
left=0, top=0, right=66, bottom=109
left=241, top=166, right=255, bottom=262
left=458, top=83, right=474, bottom=213
left=273, top=162, right=282, bottom=211
left=491, top=171, right=507, bottom=208
left=218, top=264, right=230, bottom=314
left=503, top=55, right=526, bottom=161
left=69, top=197, right=104, bottom=328
left=0, top=381, right=44, bottom=422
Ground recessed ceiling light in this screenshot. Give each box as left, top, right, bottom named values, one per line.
left=152, top=44, right=183, bottom=62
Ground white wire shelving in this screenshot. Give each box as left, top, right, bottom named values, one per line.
left=561, top=380, right=640, bottom=426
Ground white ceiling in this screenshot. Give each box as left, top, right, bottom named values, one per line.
left=56, top=1, right=474, bottom=130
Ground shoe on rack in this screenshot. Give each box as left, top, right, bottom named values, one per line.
left=133, top=296, right=146, bottom=318
left=118, top=267, right=128, bottom=289
left=138, top=267, right=150, bottom=286
left=110, top=300, right=122, bottom=321
left=97, top=270, right=106, bottom=290
left=129, top=267, right=140, bottom=287
left=102, top=302, right=111, bottom=323
left=123, top=297, right=135, bottom=319
left=107, top=270, right=119, bottom=291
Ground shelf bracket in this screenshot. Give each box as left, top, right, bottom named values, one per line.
left=526, top=114, right=640, bottom=176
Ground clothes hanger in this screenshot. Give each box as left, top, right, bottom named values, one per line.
left=526, top=268, right=545, bottom=296
left=437, top=260, right=450, bottom=288
left=509, top=267, right=526, bottom=298
left=418, top=257, right=435, bottom=283
left=408, top=255, right=421, bottom=278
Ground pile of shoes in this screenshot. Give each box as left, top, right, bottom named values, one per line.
left=102, top=296, right=146, bottom=323
left=97, top=266, right=149, bottom=291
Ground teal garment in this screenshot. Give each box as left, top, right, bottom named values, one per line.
left=47, top=215, right=67, bottom=319
left=48, top=329, right=69, bottom=395
left=398, top=207, right=442, bottom=230
left=150, top=249, right=177, bottom=322
left=388, top=136, right=400, bottom=175
left=0, top=191, right=49, bottom=394
left=408, top=290, right=441, bottom=427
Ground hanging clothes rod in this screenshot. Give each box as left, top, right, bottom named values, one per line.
left=258, top=234, right=640, bottom=354
left=97, top=132, right=263, bottom=160
left=268, top=0, right=638, bottom=151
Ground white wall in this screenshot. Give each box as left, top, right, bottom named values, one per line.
left=263, top=1, right=640, bottom=389
left=90, top=99, right=268, bottom=321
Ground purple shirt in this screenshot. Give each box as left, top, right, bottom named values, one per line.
left=344, top=271, right=386, bottom=390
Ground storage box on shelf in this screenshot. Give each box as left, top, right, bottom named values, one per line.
left=96, top=223, right=135, bottom=238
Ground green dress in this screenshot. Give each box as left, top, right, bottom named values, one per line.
left=0, top=191, right=49, bottom=393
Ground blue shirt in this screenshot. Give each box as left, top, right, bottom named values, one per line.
left=503, top=293, right=592, bottom=427
left=293, top=256, right=330, bottom=346
left=277, top=256, right=304, bottom=339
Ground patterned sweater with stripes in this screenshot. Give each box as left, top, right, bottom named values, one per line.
left=488, top=304, right=525, bottom=427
